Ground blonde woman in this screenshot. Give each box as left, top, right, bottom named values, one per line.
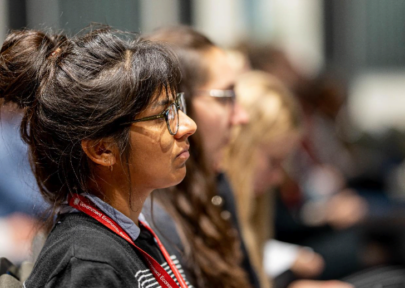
left=224, top=71, right=353, bottom=288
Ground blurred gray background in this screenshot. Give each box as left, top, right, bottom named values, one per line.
left=2, top=0, right=405, bottom=134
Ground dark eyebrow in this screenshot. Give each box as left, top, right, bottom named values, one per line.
left=152, top=99, right=170, bottom=109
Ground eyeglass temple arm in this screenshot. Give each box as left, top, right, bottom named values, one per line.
left=130, top=114, right=166, bottom=123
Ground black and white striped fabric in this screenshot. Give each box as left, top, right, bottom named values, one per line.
left=135, top=255, right=193, bottom=288
left=343, top=266, right=405, bottom=288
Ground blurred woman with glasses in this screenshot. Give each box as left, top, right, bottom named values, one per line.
left=0, top=27, right=196, bottom=287
left=143, top=26, right=258, bottom=288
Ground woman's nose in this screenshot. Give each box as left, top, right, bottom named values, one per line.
left=175, top=111, right=197, bottom=139
left=230, top=102, right=249, bottom=126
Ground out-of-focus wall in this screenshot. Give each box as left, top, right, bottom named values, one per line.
left=2, top=0, right=185, bottom=36
left=268, top=0, right=324, bottom=77
left=193, top=0, right=246, bottom=47
left=1, top=0, right=324, bottom=79
left=193, top=0, right=324, bottom=78
left=0, top=0, right=8, bottom=43
left=324, top=0, right=405, bottom=81
left=26, top=0, right=59, bottom=30
left=57, top=0, right=141, bottom=34
left=324, top=0, right=405, bottom=134
left=140, top=0, right=180, bottom=33
left=349, top=72, right=405, bottom=134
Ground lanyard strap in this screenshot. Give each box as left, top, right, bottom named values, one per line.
left=140, top=223, right=189, bottom=288
left=68, top=194, right=188, bottom=288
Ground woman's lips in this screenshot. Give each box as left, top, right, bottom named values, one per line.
left=177, top=150, right=190, bottom=160
left=176, top=147, right=190, bottom=160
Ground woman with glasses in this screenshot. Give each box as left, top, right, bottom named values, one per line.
left=143, top=26, right=257, bottom=288
left=0, top=27, right=196, bottom=288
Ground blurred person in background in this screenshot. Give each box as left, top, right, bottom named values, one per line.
left=0, top=106, right=46, bottom=263
left=143, top=26, right=258, bottom=288
left=224, top=70, right=353, bottom=288
left=241, top=45, right=371, bottom=279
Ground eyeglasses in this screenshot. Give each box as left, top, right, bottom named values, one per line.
left=198, top=89, right=236, bottom=100
left=197, top=89, right=236, bottom=108
left=122, top=92, right=186, bottom=135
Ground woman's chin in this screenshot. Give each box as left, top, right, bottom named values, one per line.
left=161, top=167, right=187, bottom=189
left=173, top=166, right=187, bottom=185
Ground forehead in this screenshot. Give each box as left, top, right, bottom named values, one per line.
left=156, top=90, right=175, bottom=101
left=149, top=88, right=175, bottom=104
left=138, top=90, right=175, bottom=116
left=201, top=47, right=236, bottom=89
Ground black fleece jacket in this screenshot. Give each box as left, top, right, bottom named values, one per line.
left=24, top=213, right=192, bottom=288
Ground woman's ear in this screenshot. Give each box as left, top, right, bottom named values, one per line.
left=81, top=139, right=117, bottom=168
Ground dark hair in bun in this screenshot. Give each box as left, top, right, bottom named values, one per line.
left=0, top=26, right=181, bottom=223
left=0, top=30, right=68, bottom=108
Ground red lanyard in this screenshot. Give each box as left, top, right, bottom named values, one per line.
left=68, top=194, right=188, bottom=288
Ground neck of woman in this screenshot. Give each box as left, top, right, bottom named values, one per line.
left=88, top=174, right=152, bottom=227
left=106, top=189, right=151, bottom=226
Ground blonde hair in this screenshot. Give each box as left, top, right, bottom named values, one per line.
left=224, top=71, right=302, bottom=287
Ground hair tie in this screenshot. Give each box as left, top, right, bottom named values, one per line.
left=49, top=47, right=62, bottom=58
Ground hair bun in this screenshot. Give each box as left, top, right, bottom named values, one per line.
left=0, top=30, right=65, bottom=109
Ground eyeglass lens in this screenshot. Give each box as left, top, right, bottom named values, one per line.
left=166, top=93, right=186, bottom=135
left=178, top=93, right=186, bottom=114
left=167, top=103, right=179, bottom=135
